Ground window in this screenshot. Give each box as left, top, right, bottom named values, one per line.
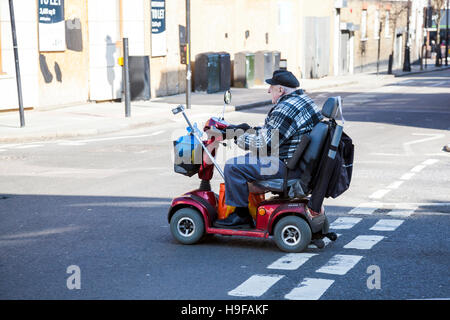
left=374, top=10, right=380, bottom=39
left=361, top=10, right=367, bottom=40
left=385, top=11, right=390, bottom=37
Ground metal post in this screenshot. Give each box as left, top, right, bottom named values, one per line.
left=123, top=38, right=131, bottom=117
left=8, top=0, right=25, bottom=127
left=186, top=0, right=191, bottom=109
left=377, top=22, right=382, bottom=75
left=403, top=0, right=411, bottom=72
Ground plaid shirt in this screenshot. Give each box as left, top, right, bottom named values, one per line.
left=235, top=89, right=323, bottom=160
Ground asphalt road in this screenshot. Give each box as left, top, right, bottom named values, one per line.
left=0, top=70, right=449, bottom=300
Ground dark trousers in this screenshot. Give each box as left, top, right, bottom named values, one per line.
left=224, top=153, right=301, bottom=207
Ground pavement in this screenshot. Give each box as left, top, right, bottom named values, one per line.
left=1, top=62, right=449, bottom=143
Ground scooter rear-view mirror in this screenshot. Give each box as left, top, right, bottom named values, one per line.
left=224, top=90, right=232, bottom=105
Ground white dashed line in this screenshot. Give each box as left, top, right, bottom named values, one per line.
left=329, top=217, right=362, bottom=230
left=316, top=254, right=363, bottom=275
left=387, top=180, right=404, bottom=189
left=348, top=202, right=380, bottom=215
left=369, top=189, right=391, bottom=200
left=370, top=219, right=404, bottom=231
left=228, top=274, right=284, bottom=297
left=400, top=172, right=415, bottom=180
left=284, top=278, right=335, bottom=300
left=410, top=164, right=426, bottom=173
left=343, top=235, right=385, bottom=250
left=422, top=159, right=439, bottom=166
left=267, top=253, right=317, bottom=271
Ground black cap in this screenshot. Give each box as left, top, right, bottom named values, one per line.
left=265, top=70, right=299, bottom=88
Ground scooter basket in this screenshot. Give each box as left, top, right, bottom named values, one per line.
left=173, top=134, right=203, bottom=177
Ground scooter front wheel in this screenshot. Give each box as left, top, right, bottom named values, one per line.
left=170, top=207, right=205, bottom=245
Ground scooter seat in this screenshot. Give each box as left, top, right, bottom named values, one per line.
left=248, top=178, right=306, bottom=197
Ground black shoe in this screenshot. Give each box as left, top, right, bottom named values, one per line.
left=214, top=212, right=254, bottom=228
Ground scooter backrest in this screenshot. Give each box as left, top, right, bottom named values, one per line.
left=297, top=122, right=329, bottom=192
left=322, top=97, right=340, bottom=119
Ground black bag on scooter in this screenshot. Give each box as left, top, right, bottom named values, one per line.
left=326, top=130, right=354, bottom=198
left=308, top=124, right=354, bottom=213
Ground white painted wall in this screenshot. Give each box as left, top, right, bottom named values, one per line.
left=122, top=0, right=145, bottom=56
left=0, top=0, right=39, bottom=110
left=87, top=0, right=146, bottom=101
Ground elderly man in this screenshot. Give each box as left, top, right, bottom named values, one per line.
left=215, top=70, right=323, bottom=228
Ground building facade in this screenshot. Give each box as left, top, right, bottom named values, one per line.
left=0, top=0, right=420, bottom=111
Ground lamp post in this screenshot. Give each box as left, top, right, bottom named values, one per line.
left=8, top=0, right=25, bottom=127
left=185, top=0, right=191, bottom=109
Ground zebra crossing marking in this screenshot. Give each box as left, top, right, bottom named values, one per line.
left=284, top=278, right=335, bottom=300
left=370, top=219, right=404, bottom=231
left=228, top=274, right=284, bottom=297
left=343, top=235, right=385, bottom=250
left=267, top=253, right=317, bottom=271
left=329, top=217, right=362, bottom=230
left=316, top=254, right=363, bottom=275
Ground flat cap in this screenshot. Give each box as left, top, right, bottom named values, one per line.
left=265, top=70, right=299, bottom=88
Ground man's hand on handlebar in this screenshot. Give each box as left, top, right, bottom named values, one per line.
left=227, top=123, right=251, bottom=131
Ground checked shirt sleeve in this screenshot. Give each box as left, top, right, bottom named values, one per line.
left=235, top=106, right=294, bottom=153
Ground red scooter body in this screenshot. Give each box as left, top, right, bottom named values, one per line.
left=168, top=190, right=326, bottom=239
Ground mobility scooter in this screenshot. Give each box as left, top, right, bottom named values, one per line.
left=168, top=91, right=340, bottom=252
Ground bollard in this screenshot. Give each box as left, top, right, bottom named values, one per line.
left=123, top=38, right=131, bottom=117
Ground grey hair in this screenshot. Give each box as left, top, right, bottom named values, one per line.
left=280, top=85, right=297, bottom=95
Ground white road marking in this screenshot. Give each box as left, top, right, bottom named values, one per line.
left=348, top=202, right=380, bottom=215
left=370, top=219, right=404, bottom=231
left=150, top=130, right=165, bottom=136
left=343, top=235, right=385, bottom=250
left=316, top=254, right=363, bottom=275
left=267, top=253, right=317, bottom=271
left=284, top=278, right=335, bottom=300
left=403, top=134, right=445, bottom=155
left=228, top=274, right=284, bottom=297
left=369, top=189, right=391, bottom=200
left=68, top=132, right=167, bottom=144
left=387, top=180, right=404, bottom=189
left=387, top=203, right=418, bottom=217
left=400, top=172, right=415, bottom=180
left=422, top=159, right=439, bottom=166
left=14, top=145, right=44, bottom=149
left=330, top=217, right=362, bottom=230
left=429, top=81, right=448, bottom=87
left=410, top=165, right=426, bottom=173
left=58, top=142, right=87, bottom=146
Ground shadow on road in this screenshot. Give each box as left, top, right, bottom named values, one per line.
left=243, top=90, right=450, bottom=131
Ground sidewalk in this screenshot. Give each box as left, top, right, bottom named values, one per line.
left=0, top=64, right=448, bottom=143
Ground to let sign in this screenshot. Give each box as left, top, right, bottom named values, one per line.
left=151, top=0, right=166, bottom=57
left=38, top=0, right=65, bottom=52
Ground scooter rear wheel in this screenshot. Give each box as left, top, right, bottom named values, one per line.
left=170, top=207, right=205, bottom=245
left=273, top=216, right=312, bottom=253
